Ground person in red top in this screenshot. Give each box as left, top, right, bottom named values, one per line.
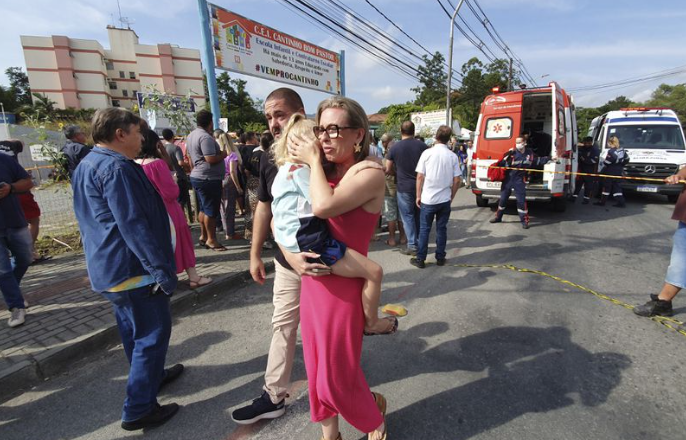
left=634, top=169, right=686, bottom=317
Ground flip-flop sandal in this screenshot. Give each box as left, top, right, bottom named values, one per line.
left=370, top=392, right=388, bottom=440
left=197, top=240, right=207, bottom=248
left=381, top=303, right=408, bottom=317
left=363, top=316, right=398, bottom=336
left=207, top=245, right=227, bottom=252
left=189, top=276, right=212, bottom=289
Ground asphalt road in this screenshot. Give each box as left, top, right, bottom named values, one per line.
left=2, top=188, right=686, bottom=440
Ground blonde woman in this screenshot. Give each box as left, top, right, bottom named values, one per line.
left=594, top=136, right=629, bottom=208
left=286, top=98, right=391, bottom=440
left=215, top=131, right=244, bottom=240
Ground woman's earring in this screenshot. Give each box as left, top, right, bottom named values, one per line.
left=354, top=143, right=362, bottom=153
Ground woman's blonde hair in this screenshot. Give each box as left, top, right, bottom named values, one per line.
left=216, top=131, right=241, bottom=164
left=316, top=96, right=370, bottom=163
left=273, top=113, right=316, bottom=166
left=607, top=136, right=620, bottom=149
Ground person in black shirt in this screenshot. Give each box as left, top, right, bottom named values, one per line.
left=386, top=121, right=427, bottom=255
left=232, top=88, right=330, bottom=426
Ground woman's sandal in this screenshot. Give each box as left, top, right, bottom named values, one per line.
left=189, top=276, right=212, bottom=289
left=363, top=316, right=398, bottom=336
left=369, top=392, right=387, bottom=440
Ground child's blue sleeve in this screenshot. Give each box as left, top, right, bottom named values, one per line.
left=292, top=166, right=312, bottom=202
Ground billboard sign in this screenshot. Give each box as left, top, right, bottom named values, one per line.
left=208, top=3, right=342, bottom=95
left=410, top=110, right=461, bottom=138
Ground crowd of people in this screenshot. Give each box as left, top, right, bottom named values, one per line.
left=1, top=85, right=685, bottom=440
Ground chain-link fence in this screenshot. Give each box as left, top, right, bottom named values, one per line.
left=6, top=124, right=78, bottom=237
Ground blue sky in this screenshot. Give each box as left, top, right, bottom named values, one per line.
left=1, top=0, right=685, bottom=114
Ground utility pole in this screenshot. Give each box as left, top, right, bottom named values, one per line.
left=445, top=0, right=466, bottom=126
left=508, top=58, right=513, bottom=91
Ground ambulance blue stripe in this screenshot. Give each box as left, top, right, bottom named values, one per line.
left=606, top=117, right=679, bottom=123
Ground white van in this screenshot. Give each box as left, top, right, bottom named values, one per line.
left=588, top=108, right=686, bottom=202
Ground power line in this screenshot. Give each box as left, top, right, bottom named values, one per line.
left=569, top=65, right=686, bottom=96
left=278, top=0, right=420, bottom=81
left=463, top=0, right=537, bottom=86
left=362, top=0, right=465, bottom=79
left=436, top=0, right=496, bottom=64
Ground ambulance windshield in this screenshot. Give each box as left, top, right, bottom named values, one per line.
left=607, top=124, right=685, bottom=150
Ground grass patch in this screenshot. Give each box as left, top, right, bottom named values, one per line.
left=35, top=232, right=83, bottom=256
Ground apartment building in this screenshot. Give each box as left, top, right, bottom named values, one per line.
left=21, top=26, right=206, bottom=110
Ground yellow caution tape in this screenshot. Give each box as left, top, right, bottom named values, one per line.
left=477, top=164, right=686, bottom=184
left=451, top=263, right=686, bottom=337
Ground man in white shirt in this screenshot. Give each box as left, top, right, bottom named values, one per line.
left=411, top=125, right=461, bottom=269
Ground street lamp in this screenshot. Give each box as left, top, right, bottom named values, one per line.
left=446, top=0, right=466, bottom=126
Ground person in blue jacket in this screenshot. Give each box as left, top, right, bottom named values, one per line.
left=490, top=136, right=550, bottom=229
left=594, top=136, right=629, bottom=208
left=570, top=136, right=600, bottom=204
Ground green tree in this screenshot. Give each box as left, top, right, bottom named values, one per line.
left=448, top=57, right=514, bottom=130
left=379, top=102, right=423, bottom=137
left=646, top=83, right=686, bottom=127
left=597, top=95, right=636, bottom=114
left=215, top=72, right=266, bottom=131
left=412, top=52, right=447, bottom=107
left=6, top=67, right=32, bottom=107
left=575, top=107, right=603, bottom=138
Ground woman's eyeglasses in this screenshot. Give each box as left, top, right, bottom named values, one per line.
left=312, top=124, right=357, bottom=139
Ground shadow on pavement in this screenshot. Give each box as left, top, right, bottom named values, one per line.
left=364, top=324, right=630, bottom=440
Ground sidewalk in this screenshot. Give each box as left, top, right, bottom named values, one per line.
left=0, top=226, right=275, bottom=402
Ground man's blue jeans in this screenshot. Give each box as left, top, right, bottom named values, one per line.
left=397, top=191, right=420, bottom=251
left=0, top=227, right=33, bottom=310
left=102, top=286, right=172, bottom=422
left=416, top=201, right=452, bottom=262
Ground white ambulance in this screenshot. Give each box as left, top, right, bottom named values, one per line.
left=588, top=108, right=686, bottom=202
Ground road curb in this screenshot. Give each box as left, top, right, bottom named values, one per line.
left=0, top=261, right=274, bottom=403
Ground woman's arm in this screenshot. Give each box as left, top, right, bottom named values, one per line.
left=229, top=160, right=243, bottom=194
left=289, top=134, right=385, bottom=218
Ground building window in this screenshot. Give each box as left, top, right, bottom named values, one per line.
left=129, top=71, right=136, bottom=79
left=122, top=90, right=129, bottom=97
left=105, top=61, right=114, bottom=70
left=109, top=82, right=117, bottom=90
left=112, top=100, right=121, bottom=107
left=119, top=71, right=125, bottom=79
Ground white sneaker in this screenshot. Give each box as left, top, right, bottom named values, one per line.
left=8, top=308, right=26, bottom=328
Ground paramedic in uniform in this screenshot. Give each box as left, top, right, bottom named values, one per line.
left=594, top=136, right=628, bottom=208
left=489, top=136, right=549, bottom=229
left=570, top=136, right=600, bottom=204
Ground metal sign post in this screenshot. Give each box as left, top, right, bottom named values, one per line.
left=197, top=0, right=221, bottom=128
left=445, top=0, right=466, bottom=126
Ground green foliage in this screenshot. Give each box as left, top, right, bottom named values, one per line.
left=646, top=84, right=686, bottom=127
left=0, top=67, right=31, bottom=112
left=243, top=121, right=267, bottom=133
left=450, top=57, right=518, bottom=130
left=412, top=52, right=447, bottom=107
left=380, top=102, right=423, bottom=136
left=22, top=112, right=70, bottom=183
left=215, top=72, right=266, bottom=131
left=575, top=107, right=602, bottom=138
left=597, top=95, right=637, bottom=114
left=140, top=86, right=195, bottom=136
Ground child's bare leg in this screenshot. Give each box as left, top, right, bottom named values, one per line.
left=330, top=249, right=388, bottom=332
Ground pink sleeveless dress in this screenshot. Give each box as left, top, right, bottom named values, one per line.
left=300, top=199, right=384, bottom=433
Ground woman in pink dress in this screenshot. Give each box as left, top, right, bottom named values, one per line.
left=287, top=97, right=388, bottom=440
left=137, top=129, right=212, bottom=289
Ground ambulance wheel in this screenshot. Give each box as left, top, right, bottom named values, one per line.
left=551, top=197, right=567, bottom=212
left=476, top=194, right=489, bottom=207
left=668, top=194, right=679, bottom=203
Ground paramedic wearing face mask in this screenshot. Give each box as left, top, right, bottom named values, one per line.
left=490, top=136, right=550, bottom=229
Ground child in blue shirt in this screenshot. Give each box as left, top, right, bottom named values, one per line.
left=271, top=114, right=397, bottom=336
